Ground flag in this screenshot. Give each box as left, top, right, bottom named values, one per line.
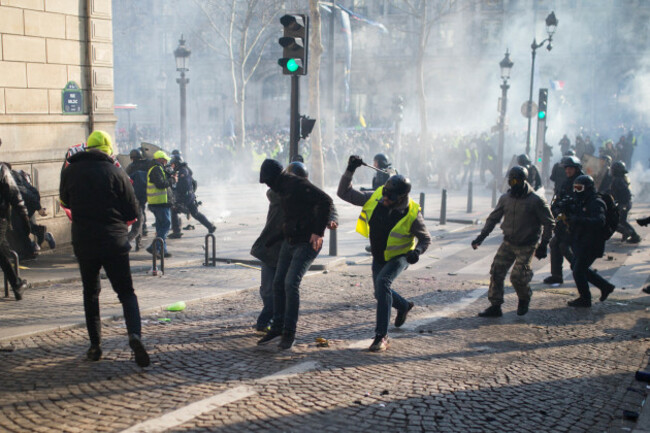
left=550, top=80, right=565, bottom=90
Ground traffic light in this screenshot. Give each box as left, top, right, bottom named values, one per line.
left=538, top=88, right=548, bottom=120
left=279, top=14, right=309, bottom=75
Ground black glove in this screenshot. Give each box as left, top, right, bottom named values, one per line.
left=405, top=250, right=420, bottom=264
left=534, top=241, right=548, bottom=260
left=347, top=155, right=364, bottom=173
left=471, top=235, right=486, bottom=248
left=637, top=217, right=650, bottom=227
left=21, top=214, right=31, bottom=235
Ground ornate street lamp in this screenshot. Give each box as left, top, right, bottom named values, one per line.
left=493, top=50, right=514, bottom=207
left=174, top=35, right=191, bottom=156
left=525, top=11, right=558, bottom=155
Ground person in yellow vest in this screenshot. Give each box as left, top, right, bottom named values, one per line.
left=338, top=155, right=431, bottom=352
left=146, top=150, right=176, bottom=257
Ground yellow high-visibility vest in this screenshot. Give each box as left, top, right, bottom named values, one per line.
left=147, top=165, right=168, bottom=205
left=356, top=186, right=420, bottom=261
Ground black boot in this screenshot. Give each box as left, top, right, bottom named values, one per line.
left=516, top=300, right=530, bottom=316
left=567, top=297, right=591, bottom=308
left=278, top=330, right=295, bottom=350
left=478, top=305, right=502, bottom=317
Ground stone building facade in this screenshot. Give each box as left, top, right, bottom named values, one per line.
left=0, top=0, right=115, bottom=244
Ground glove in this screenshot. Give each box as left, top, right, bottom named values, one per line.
left=534, top=241, right=548, bottom=260
left=346, top=155, right=364, bottom=173
left=405, top=250, right=420, bottom=264
left=637, top=217, right=650, bottom=227
left=471, top=235, right=486, bottom=249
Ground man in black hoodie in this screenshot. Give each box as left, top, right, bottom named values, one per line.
left=60, top=130, right=150, bottom=367
left=256, top=159, right=336, bottom=350
left=472, top=166, right=554, bottom=317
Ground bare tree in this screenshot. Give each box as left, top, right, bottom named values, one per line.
left=308, top=0, right=324, bottom=187
left=192, top=0, right=285, bottom=151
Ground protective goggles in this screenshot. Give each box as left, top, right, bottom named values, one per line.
left=573, top=183, right=585, bottom=192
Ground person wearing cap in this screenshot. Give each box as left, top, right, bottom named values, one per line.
left=146, top=150, right=175, bottom=257
left=472, top=166, right=554, bottom=317
left=59, top=130, right=150, bottom=367
left=337, top=155, right=431, bottom=352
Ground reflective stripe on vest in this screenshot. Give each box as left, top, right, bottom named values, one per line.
left=147, top=165, right=168, bottom=205
left=356, top=186, right=420, bottom=261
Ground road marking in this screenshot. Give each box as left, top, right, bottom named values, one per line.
left=609, top=244, right=650, bottom=291
left=119, top=361, right=318, bottom=433
left=346, top=288, right=487, bottom=349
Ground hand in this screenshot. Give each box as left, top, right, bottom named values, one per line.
left=327, top=220, right=338, bottom=230
left=405, top=250, right=420, bottom=264
left=534, top=242, right=548, bottom=260
left=310, top=234, right=323, bottom=252
left=38, top=208, right=47, bottom=217
left=471, top=236, right=484, bottom=249
left=346, top=155, right=364, bottom=173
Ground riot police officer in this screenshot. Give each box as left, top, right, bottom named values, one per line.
left=371, top=153, right=392, bottom=190
left=608, top=161, right=641, bottom=243
left=517, top=154, right=542, bottom=191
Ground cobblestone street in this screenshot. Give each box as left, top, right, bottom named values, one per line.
left=1, top=260, right=648, bottom=432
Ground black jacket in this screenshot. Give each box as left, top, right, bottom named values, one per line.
left=270, top=173, right=335, bottom=245
left=570, top=191, right=607, bottom=257
left=60, top=150, right=138, bottom=259
left=0, top=164, right=29, bottom=226
left=250, top=189, right=283, bottom=266
left=608, top=176, right=632, bottom=209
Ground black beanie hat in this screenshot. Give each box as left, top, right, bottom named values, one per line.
left=260, top=159, right=283, bottom=186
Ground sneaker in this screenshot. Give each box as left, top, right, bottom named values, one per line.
left=168, top=232, right=183, bottom=239
left=516, top=300, right=530, bottom=316
left=208, top=224, right=216, bottom=234
left=642, top=286, right=650, bottom=295
left=128, top=334, right=150, bottom=367
left=163, top=252, right=172, bottom=258
left=33, top=242, right=41, bottom=252
left=599, top=284, right=615, bottom=302
left=395, top=301, right=414, bottom=327
left=257, top=328, right=282, bottom=346
left=278, top=330, right=295, bottom=350
left=146, top=245, right=154, bottom=255
left=478, top=305, right=502, bottom=317
left=254, top=324, right=271, bottom=335
left=626, top=234, right=641, bottom=244
left=567, top=297, right=591, bottom=308
left=13, top=279, right=28, bottom=301
left=543, top=276, right=563, bottom=285
left=86, top=345, right=102, bottom=362
left=369, top=335, right=389, bottom=352
left=45, top=232, right=56, bottom=249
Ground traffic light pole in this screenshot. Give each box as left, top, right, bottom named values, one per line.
left=289, top=75, right=300, bottom=161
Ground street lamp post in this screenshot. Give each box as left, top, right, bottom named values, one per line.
left=157, top=70, right=167, bottom=146
left=493, top=50, right=514, bottom=207
left=174, top=35, right=191, bottom=156
left=525, top=11, right=558, bottom=155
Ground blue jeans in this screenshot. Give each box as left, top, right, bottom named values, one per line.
left=372, top=256, right=410, bottom=337
left=257, top=264, right=276, bottom=328
left=272, top=240, right=319, bottom=333
left=149, top=206, right=170, bottom=253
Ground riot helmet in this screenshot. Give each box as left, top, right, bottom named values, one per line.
left=259, top=159, right=283, bottom=187
left=573, top=175, right=595, bottom=200
left=286, top=161, right=308, bottom=178
left=170, top=154, right=184, bottom=167
left=171, top=149, right=182, bottom=158
left=611, top=161, right=627, bottom=177
left=290, top=154, right=304, bottom=163
left=130, top=149, right=143, bottom=160
left=561, top=155, right=582, bottom=169
left=382, top=175, right=411, bottom=205
left=564, top=149, right=576, bottom=156
left=517, top=154, right=531, bottom=166
left=508, top=166, right=528, bottom=195
left=373, top=153, right=390, bottom=169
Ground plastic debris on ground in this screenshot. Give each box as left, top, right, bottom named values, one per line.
left=315, top=337, right=329, bottom=347
left=166, top=301, right=186, bottom=311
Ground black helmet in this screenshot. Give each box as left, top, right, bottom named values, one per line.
left=129, top=149, right=143, bottom=160
left=259, top=159, right=283, bottom=186
left=373, top=153, right=390, bottom=169
left=382, top=174, right=411, bottom=202
left=561, top=155, right=582, bottom=169
left=517, top=154, right=531, bottom=166
left=611, top=160, right=627, bottom=177
left=171, top=149, right=182, bottom=157
left=286, top=161, right=308, bottom=178
left=508, top=166, right=528, bottom=183
left=564, top=149, right=576, bottom=156
left=290, top=154, right=304, bottom=163
left=573, top=175, right=595, bottom=198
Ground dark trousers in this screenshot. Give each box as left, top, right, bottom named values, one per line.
left=127, top=200, right=146, bottom=243
left=0, top=218, right=20, bottom=288
left=171, top=200, right=212, bottom=233
left=78, top=253, right=142, bottom=346
left=571, top=246, right=609, bottom=301
left=549, top=232, right=609, bottom=289
left=617, top=208, right=639, bottom=239
left=257, top=264, right=276, bottom=328
left=271, top=240, right=319, bottom=333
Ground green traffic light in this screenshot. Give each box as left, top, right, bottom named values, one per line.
left=538, top=111, right=546, bottom=119
left=287, top=59, right=299, bottom=72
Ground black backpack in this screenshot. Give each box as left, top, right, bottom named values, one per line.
left=597, top=192, right=619, bottom=240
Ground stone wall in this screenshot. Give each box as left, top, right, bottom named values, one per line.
left=0, top=0, right=116, bottom=246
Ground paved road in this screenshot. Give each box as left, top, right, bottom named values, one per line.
left=0, top=182, right=649, bottom=432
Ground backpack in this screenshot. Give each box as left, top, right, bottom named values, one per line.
left=597, top=192, right=619, bottom=240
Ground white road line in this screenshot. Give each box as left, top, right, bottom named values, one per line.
left=609, top=245, right=650, bottom=290
left=456, top=253, right=494, bottom=275
left=119, top=361, right=318, bottom=433
left=346, top=287, right=488, bottom=349
left=408, top=233, right=483, bottom=272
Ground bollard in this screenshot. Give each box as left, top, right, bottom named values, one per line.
left=419, top=192, right=425, bottom=217
left=151, top=237, right=165, bottom=276
left=4, top=251, right=19, bottom=298
left=329, top=228, right=337, bottom=256
left=467, top=181, right=473, bottom=213
left=204, top=233, right=216, bottom=266
left=440, top=189, right=447, bottom=225
left=491, top=181, right=497, bottom=208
